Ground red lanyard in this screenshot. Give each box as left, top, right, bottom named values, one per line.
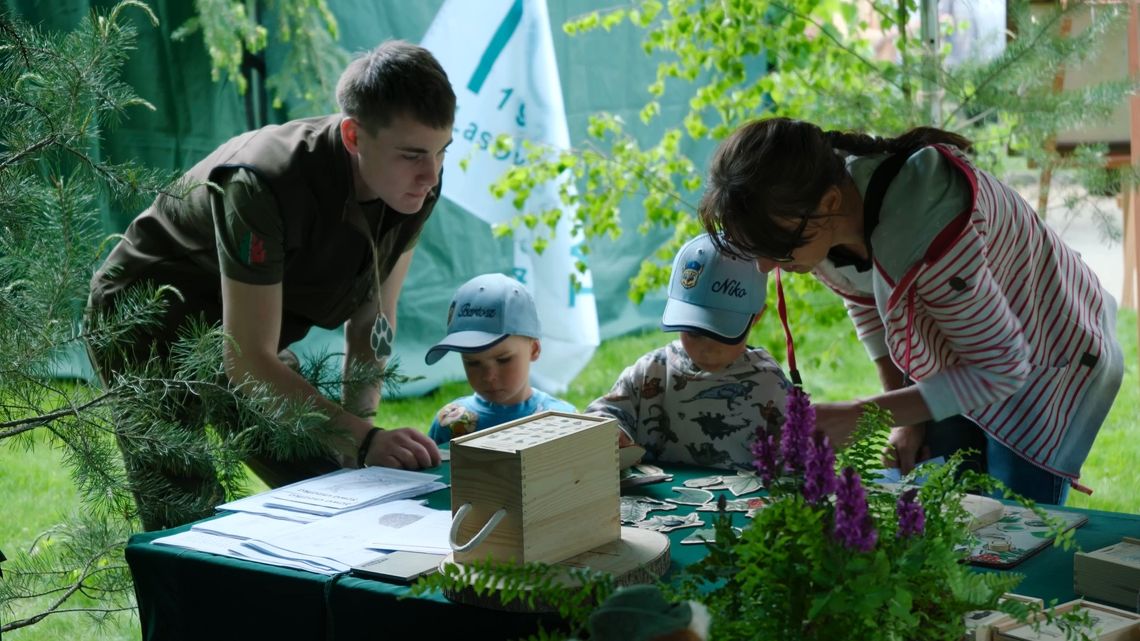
left=775, top=268, right=802, bottom=387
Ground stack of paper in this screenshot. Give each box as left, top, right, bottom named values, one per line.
left=217, top=467, right=446, bottom=519
left=152, top=467, right=451, bottom=575
left=239, top=499, right=451, bottom=573
left=1075, top=537, right=1140, bottom=610
left=154, top=513, right=336, bottom=574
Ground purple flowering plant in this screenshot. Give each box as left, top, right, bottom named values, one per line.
left=675, top=387, right=1081, bottom=641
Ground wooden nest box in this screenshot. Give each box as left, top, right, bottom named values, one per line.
left=448, top=411, right=621, bottom=565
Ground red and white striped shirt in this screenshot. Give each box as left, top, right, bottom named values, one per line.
left=816, top=145, right=1116, bottom=478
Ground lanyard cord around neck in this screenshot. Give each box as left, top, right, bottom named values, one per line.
left=369, top=202, right=389, bottom=309
left=774, top=268, right=802, bottom=387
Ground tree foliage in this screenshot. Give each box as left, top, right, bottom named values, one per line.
left=492, top=0, right=1136, bottom=302
left=0, top=4, right=377, bottom=632
left=2, top=4, right=168, bottom=631
left=173, top=0, right=348, bottom=115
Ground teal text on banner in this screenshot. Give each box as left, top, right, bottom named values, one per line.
left=467, top=0, right=523, bottom=94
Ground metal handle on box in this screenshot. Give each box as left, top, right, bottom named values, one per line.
left=449, top=502, right=507, bottom=552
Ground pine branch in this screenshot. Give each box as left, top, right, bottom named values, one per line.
left=0, top=135, right=60, bottom=171
left=0, top=392, right=114, bottom=437
left=944, top=4, right=1067, bottom=127
left=0, top=541, right=123, bottom=633
left=5, top=563, right=131, bottom=599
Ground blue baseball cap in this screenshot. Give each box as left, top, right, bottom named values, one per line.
left=660, top=233, right=766, bottom=344
left=424, top=273, right=541, bottom=365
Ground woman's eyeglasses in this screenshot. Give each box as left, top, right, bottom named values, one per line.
left=755, top=214, right=810, bottom=264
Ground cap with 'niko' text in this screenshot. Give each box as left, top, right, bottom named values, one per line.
left=660, top=233, right=766, bottom=344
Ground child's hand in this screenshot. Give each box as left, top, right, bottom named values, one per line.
left=812, top=402, right=861, bottom=447
left=617, top=427, right=635, bottom=448
left=883, top=424, right=929, bottom=474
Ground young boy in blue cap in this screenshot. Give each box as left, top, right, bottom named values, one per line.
left=424, top=273, right=576, bottom=443
left=586, top=233, right=791, bottom=469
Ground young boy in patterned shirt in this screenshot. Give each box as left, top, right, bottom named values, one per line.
left=586, top=234, right=791, bottom=469
left=425, top=273, right=576, bottom=443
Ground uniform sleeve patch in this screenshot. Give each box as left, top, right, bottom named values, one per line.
left=239, top=232, right=267, bottom=265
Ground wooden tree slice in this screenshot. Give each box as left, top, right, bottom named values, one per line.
left=439, top=526, right=671, bottom=613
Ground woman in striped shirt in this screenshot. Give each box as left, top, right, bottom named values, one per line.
left=699, top=117, right=1123, bottom=505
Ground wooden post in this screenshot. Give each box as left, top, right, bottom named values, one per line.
left=1126, top=188, right=1136, bottom=309
left=1038, top=2, right=1075, bottom=219
left=1129, top=1, right=1140, bottom=382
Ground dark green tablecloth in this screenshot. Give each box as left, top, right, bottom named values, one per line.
left=125, top=463, right=1140, bottom=641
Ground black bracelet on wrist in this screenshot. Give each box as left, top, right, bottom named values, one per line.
left=356, top=427, right=382, bottom=468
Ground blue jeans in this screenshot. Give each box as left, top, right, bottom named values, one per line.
left=922, top=415, right=1070, bottom=505
left=985, top=437, right=1070, bottom=505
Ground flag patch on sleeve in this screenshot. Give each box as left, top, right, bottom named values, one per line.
left=239, top=232, right=267, bottom=265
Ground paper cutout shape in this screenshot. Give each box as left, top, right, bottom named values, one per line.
left=620, top=496, right=677, bottom=524
left=666, top=487, right=715, bottom=506
left=683, top=476, right=724, bottom=489
left=695, top=498, right=754, bottom=512
left=638, top=512, right=705, bottom=533
left=720, top=471, right=763, bottom=497
left=680, top=525, right=742, bottom=545
left=620, top=464, right=673, bottom=490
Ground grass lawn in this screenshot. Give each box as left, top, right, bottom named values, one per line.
left=2, top=310, right=1137, bottom=640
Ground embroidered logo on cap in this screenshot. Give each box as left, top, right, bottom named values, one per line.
left=712, top=278, right=747, bottom=298
left=456, top=304, right=497, bottom=318
left=680, top=260, right=703, bottom=289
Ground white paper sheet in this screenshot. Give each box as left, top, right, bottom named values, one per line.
left=239, top=500, right=451, bottom=570
left=191, top=512, right=311, bottom=540
left=152, top=530, right=344, bottom=575
left=217, top=467, right=445, bottom=517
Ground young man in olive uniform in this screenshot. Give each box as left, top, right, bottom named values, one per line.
left=88, top=40, right=453, bottom=530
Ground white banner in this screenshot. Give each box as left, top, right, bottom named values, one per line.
left=422, top=0, right=599, bottom=393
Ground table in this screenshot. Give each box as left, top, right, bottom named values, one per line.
left=125, top=463, right=1140, bottom=641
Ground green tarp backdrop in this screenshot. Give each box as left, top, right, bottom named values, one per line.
left=8, top=0, right=726, bottom=397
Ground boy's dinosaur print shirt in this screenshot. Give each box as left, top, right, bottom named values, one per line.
left=585, top=340, right=791, bottom=469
